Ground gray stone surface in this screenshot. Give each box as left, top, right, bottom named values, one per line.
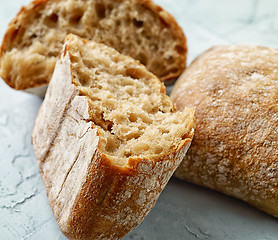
left=0, top=0, right=277, bottom=239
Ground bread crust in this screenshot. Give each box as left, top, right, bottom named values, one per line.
left=0, top=0, right=186, bottom=95
left=32, top=39, right=193, bottom=239
left=171, top=45, right=278, bottom=217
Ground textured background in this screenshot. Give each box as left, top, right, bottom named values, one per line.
left=0, top=0, right=278, bottom=239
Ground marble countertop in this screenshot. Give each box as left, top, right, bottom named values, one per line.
left=0, top=0, right=277, bottom=239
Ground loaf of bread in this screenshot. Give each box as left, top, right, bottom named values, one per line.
left=32, top=34, right=194, bottom=239
left=171, top=45, right=278, bottom=217
left=0, top=0, right=187, bottom=96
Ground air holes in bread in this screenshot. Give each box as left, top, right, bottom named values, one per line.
left=70, top=9, right=84, bottom=24
left=133, top=19, right=144, bottom=27
left=126, top=68, right=145, bottom=79
left=128, top=113, right=137, bottom=122
left=137, top=53, right=148, bottom=66
left=95, top=3, right=106, bottom=19
left=44, top=13, right=58, bottom=27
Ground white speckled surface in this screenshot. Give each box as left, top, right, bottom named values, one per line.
left=0, top=0, right=278, bottom=239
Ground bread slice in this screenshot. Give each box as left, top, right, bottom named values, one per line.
left=171, top=45, right=278, bottom=217
left=0, top=0, right=187, bottom=96
left=31, top=34, right=194, bottom=239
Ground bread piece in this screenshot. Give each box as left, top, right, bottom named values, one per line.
left=171, top=45, right=278, bottom=217
left=0, top=0, right=187, bottom=96
left=31, top=34, right=194, bottom=239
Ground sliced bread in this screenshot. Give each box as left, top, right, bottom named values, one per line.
left=32, top=34, right=194, bottom=239
left=0, top=0, right=187, bottom=96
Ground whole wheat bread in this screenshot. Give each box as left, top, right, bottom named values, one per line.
left=32, top=34, right=194, bottom=239
left=0, top=0, right=187, bottom=96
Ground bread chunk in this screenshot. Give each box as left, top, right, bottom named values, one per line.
left=0, top=0, right=187, bottom=96
left=171, top=45, right=278, bottom=217
left=32, top=34, right=194, bottom=239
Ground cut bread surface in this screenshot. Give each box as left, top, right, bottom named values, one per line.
left=67, top=34, right=193, bottom=165
left=0, top=0, right=187, bottom=92
left=31, top=34, right=194, bottom=239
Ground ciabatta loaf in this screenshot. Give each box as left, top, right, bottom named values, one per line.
left=171, top=45, right=278, bottom=217
left=32, top=34, right=194, bottom=239
left=0, top=0, right=187, bottom=96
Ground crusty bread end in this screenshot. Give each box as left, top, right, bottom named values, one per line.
left=32, top=34, right=194, bottom=239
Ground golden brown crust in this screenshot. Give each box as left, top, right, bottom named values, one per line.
left=0, top=0, right=187, bottom=94
left=171, top=45, right=278, bottom=217
left=0, top=0, right=50, bottom=91
left=0, top=0, right=48, bottom=56
left=32, top=38, right=193, bottom=239
left=139, top=0, right=187, bottom=81
left=62, top=141, right=191, bottom=240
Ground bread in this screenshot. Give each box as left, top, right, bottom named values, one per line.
left=31, top=34, right=194, bottom=239
left=171, top=45, right=278, bottom=217
left=0, top=0, right=187, bottom=96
